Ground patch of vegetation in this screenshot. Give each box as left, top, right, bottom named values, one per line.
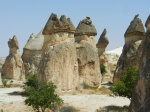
left=110, top=66, right=138, bottom=99
left=100, top=64, right=107, bottom=75
left=1, top=76, right=10, bottom=87
left=24, top=75, right=63, bottom=112
left=98, top=86, right=112, bottom=95
left=96, top=105, right=128, bottom=112
left=60, top=106, right=78, bottom=112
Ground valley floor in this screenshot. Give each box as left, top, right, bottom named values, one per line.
left=0, top=87, right=130, bottom=112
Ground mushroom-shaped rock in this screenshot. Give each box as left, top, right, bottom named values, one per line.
left=42, top=13, right=75, bottom=35
left=145, top=15, right=150, bottom=29
left=124, top=14, right=145, bottom=43
left=2, top=36, right=25, bottom=80
left=67, top=18, right=76, bottom=32
left=75, top=17, right=97, bottom=36
left=96, top=29, right=109, bottom=48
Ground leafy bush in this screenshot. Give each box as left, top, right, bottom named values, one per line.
left=60, top=106, right=78, bottom=112
left=110, top=66, right=138, bottom=99
left=100, top=64, right=107, bottom=75
left=25, top=82, right=63, bottom=112
left=1, top=76, right=8, bottom=87
left=24, top=75, right=37, bottom=88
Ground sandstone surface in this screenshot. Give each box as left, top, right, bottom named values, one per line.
left=2, top=36, right=25, bottom=80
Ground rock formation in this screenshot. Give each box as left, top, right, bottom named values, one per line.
left=96, top=29, right=112, bottom=82
left=22, top=30, right=44, bottom=78
left=75, top=17, right=101, bottom=87
left=114, top=15, right=145, bottom=82
left=129, top=15, right=150, bottom=112
left=2, top=36, right=25, bottom=80
left=37, top=13, right=78, bottom=92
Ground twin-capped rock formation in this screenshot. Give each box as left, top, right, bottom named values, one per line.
left=37, top=14, right=101, bottom=92
left=129, top=15, right=150, bottom=112
left=75, top=17, right=100, bottom=87
left=96, top=29, right=112, bottom=82
left=22, top=30, right=44, bottom=78
left=2, top=36, right=25, bottom=80
left=114, top=15, right=145, bottom=82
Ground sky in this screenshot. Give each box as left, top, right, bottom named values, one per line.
left=0, top=0, right=150, bottom=57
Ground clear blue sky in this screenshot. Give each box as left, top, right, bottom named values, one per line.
left=0, top=0, right=150, bottom=57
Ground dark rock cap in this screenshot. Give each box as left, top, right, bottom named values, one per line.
left=75, top=17, right=97, bottom=36
left=124, top=14, right=145, bottom=37
left=8, top=35, right=19, bottom=49
left=145, top=15, right=150, bottom=28
left=42, top=13, right=75, bottom=35
left=96, top=29, right=109, bottom=48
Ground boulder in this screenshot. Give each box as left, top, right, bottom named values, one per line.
left=129, top=16, right=150, bottom=112
left=114, top=15, right=145, bottom=82
left=22, top=30, right=44, bottom=78
left=38, top=13, right=78, bottom=92
left=2, top=36, right=25, bottom=80
left=75, top=17, right=101, bottom=87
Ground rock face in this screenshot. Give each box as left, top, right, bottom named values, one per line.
left=22, top=30, right=44, bottom=78
left=96, top=29, right=112, bottom=82
left=114, top=15, right=145, bottom=82
left=2, top=36, right=25, bottom=80
left=75, top=17, right=101, bottom=87
left=38, top=14, right=78, bottom=92
left=129, top=16, right=150, bottom=112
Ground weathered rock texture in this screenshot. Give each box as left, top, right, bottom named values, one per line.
left=38, top=14, right=78, bottom=92
left=114, top=15, right=145, bottom=82
left=2, top=36, right=25, bottom=80
left=22, top=30, right=44, bottom=78
left=96, top=29, right=112, bottom=82
left=124, top=14, right=145, bottom=43
left=75, top=17, right=101, bottom=87
left=129, top=16, right=150, bottom=112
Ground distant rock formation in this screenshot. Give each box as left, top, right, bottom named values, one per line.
left=129, top=15, right=150, bottom=112
left=96, top=29, right=112, bottom=82
left=114, top=15, right=145, bottom=82
left=37, top=13, right=78, bottom=92
left=22, top=30, right=44, bottom=78
left=2, top=36, right=25, bottom=80
left=75, top=17, right=101, bottom=87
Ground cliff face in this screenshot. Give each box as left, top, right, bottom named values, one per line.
left=114, top=15, right=145, bottom=82
left=2, top=36, right=25, bottom=80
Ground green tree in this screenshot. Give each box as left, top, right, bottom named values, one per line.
left=25, top=81, right=63, bottom=112
left=110, top=66, right=138, bottom=99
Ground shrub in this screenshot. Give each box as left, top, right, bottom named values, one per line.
left=24, top=75, right=37, bottom=88
left=110, top=66, right=138, bottom=99
left=25, top=82, right=63, bottom=112
left=60, top=106, right=78, bottom=112
left=1, top=76, right=8, bottom=87
left=100, top=64, right=107, bottom=75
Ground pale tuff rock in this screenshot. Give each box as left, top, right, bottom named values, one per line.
left=2, top=36, right=25, bottom=80
left=114, top=15, right=145, bottom=82
left=129, top=17, right=150, bottom=112
left=96, top=29, right=112, bottom=82
left=75, top=17, right=101, bottom=87
left=124, top=14, right=145, bottom=43
left=38, top=13, right=78, bottom=92
left=22, top=30, right=44, bottom=78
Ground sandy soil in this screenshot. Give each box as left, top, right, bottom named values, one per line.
left=0, top=87, right=130, bottom=112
